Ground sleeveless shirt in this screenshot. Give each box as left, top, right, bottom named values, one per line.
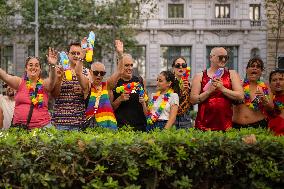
left=52, top=68, right=88, bottom=128
left=113, top=76, right=146, bottom=131
left=195, top=69, right=233, bottom=131
left=13, top=79, right=50, bottom=129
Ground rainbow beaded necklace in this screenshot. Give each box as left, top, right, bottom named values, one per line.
left=274, top=95, right=284, bottom=110
left=243, top=79, right=269, bottom=111
left=146, top=89, right=173, bottom=125
left=25, top=76, right=44, bottom=108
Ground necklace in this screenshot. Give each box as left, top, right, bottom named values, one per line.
left=146, top=89, right=173, bottom=125
left=87, top=84, right=103, bottom=116
left=25, top=77, right=44, bottom=108
left=243, top=79, right=269, bottom=111
left=274, top=95, right=284, bottom=110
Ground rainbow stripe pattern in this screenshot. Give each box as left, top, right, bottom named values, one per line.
left=86, top=82, right=117, bottom=129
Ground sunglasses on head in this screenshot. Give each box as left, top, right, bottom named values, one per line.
left=69, top=51, right=81, bottom=56
left=174, top=63, right=187, bottom=68
left=92, top=70, right=106, bottom=76
left=217, top=55, right=229, bottom=62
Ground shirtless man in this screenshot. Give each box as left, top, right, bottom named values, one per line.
left=233, top=57, right=274, bottom=129
left=268, top=69, right=284, bottom=135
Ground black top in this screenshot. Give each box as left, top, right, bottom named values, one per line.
left=113, top=76, right=146, bottom=131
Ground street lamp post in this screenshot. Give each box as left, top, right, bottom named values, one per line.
left=34, top=0, right=39, bottom=57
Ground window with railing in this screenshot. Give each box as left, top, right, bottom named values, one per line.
left=129, top=46, right=146, bottom=78
left=160, top=46, right=191, bottom=71
left=250, top=4, right=261, bottom=26
left=0, top=46, right=14, bottom=74
left=206, top=46, right=238, bottom=71
left=250, top=4, right=260, bottom=20
left=168, top=4, right=184, bottom=18
left=215, top=4, right=230, bottom=18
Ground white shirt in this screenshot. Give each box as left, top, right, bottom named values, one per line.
left=0, top=95, right=15, bottom=129
left=149, top=92, right=179, bottom=120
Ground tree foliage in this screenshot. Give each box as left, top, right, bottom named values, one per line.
left=0, top=0, right=20, bottom=43
left=19, top=0, right=157, bottom=62
left=265, top=0, right=284, bottom=65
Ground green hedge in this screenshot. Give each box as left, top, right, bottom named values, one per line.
left=0, top=128, right=283, bottom=189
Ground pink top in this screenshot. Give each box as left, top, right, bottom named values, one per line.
left=13, top=79, right=50, bottom=129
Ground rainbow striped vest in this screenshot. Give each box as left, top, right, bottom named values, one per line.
left=85, top=82, right=117, bottom=129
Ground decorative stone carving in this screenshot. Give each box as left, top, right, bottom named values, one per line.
left=212, top=30, right=234, bottom=37
left=165, top=30, right=186, bottom=37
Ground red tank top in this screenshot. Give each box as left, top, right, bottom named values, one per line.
left=195, top=69, right=232, bottom=131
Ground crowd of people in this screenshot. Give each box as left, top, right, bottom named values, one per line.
left=0, top=42, right=283, bottom=136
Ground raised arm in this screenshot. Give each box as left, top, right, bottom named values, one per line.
left=74, top=37, right=91, bottom=99
left=0, top=69, right=21, bottom=90
left=107, top=40, right=124, bottom=90
left=43, top=47, right=57, bottom=92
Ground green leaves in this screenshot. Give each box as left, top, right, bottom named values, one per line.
left=0, top=128, right=283, bottom=188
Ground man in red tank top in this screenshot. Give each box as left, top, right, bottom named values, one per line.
left=190, top=47, right=244, bottom=131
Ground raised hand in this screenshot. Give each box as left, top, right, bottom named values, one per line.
left=47, top=47, right=58, bottom=65
left=115, top=39, right=123, bottom=55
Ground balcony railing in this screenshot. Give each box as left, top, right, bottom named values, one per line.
left=129, top=18, right=265, bottom=30
left=250, top=20, right=262, bottom=26
left=211, top=19, right=237, bottom=26
left=162, top=19, right=192, bottom=25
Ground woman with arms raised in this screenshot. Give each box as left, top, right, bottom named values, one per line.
left=0, top=48, right=57, bottom=129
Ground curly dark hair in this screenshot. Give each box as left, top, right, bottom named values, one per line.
left=246, top=57, right=264, bottom=71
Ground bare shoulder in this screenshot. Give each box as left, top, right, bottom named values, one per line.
left=192, top=72, right=203, bottom=82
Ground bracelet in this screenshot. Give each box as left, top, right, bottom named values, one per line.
left=48, top=64, right=56, bottom=69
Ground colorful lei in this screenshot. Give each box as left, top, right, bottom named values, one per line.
left=243, top=79, right=269, bottom=111
left=25, top=76, right=44, bottom=108
left=146, top=89, right=173, bottom=125
left=86, top=84, right=102, bottom=116
left=274, top=95, right=284, bottom=110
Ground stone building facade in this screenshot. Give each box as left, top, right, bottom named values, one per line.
left=0, top=0, right=268, bottom=92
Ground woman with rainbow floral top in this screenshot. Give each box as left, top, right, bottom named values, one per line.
left=0, top=48, right=57, bottom=129
left=140, top=71, right=179, bottom=131
left=233, top=57, right=274, bottom=129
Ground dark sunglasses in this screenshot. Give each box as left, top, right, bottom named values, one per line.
left=217, top=55, right=229, bottom=62
left=92, top=70, right=106, bottom=76
left=69, top=51, right=81, bottom=56
left=125, top=63, right=134, bottom=67
left=174, top=63, right=187, bottom=68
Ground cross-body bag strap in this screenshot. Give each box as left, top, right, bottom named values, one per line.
left=26, top=87, right=38, bottom=126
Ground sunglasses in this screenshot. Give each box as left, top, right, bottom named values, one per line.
left=125, top=63, right=134, bottom=67
left=174, top=63, right=187, bottom=68
left=92, top=70, right=106, bottom=76
left=216, top=55, right=229, bottom=62
left=69, top=51, right=81, bottom=56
